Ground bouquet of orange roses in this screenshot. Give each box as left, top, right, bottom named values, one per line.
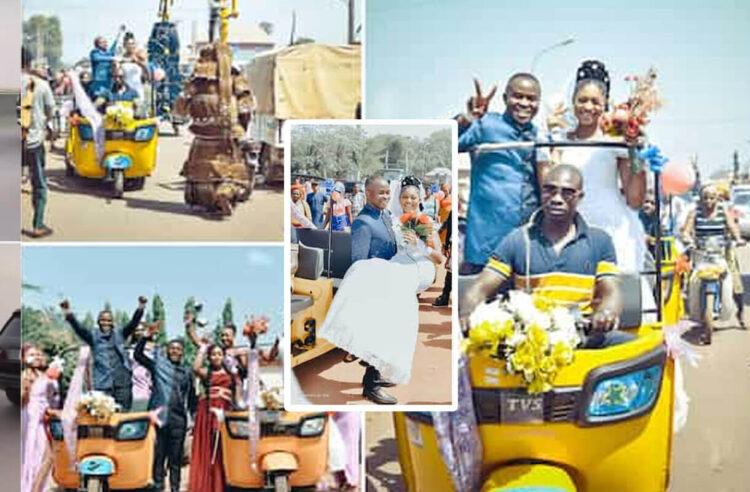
left=400, top=212, right=434, bottom=247
left=600, top=67, right=662, bottom=142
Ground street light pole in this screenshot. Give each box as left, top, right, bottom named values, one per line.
left=531, top=37, right=575, bottom=73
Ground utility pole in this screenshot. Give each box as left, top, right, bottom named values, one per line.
left=384, top=148, right=389, bottom=168
left=732, top=150, right=740, bottom=185
left=289, top=10, right=296, bottom=45
left=348, top=0, right=355, bottom=44
left=690, top=153, right=700, bottom=192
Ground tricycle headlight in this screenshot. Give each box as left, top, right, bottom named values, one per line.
left=587, top=365, right=662, bottom=421
left=116, top=419, right=149, bottom=441
left=298, top=415, right=326, bottom=437
left=133, top=125, right=156, bottom=142
left=49, top=419, right=64, bottom=441
left=226, top=418, right=250, bottom=439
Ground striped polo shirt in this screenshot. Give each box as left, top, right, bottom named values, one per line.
left=486, top=213, right=618, bottom=312
left=694, top=203, right=727, bottom=239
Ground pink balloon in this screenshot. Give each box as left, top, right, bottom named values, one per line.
left=153, top=68, right=166, bottom=82
left=661, top=161, right=695, bottom=195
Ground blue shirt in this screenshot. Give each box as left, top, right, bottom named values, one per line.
left=458, top=111, right=541, bottom=266
left=351, top=204, right=397, bottom=263
left=307, top=191, right=327, bottom=228
left=487, top=213, right=618, bottom=311
left=66, top=308, right=144, bottom=391
left=89, top=33, right=121, bottom=98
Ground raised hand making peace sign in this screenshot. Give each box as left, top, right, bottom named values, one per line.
left=467, top=78, right=498, bottom=120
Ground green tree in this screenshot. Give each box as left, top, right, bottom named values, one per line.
left=150, top=295, right=167, bottom=345
left=293, top=37, right=316, bottom=45
left=258, top=21, right=274, bottom=35
left=222, top=298, right=234, bottom=326
left=82, top=312, right=95, bottom=331
left=182, top=298, right=197, bottom=366
left=23, top=15, right=63, bottom=71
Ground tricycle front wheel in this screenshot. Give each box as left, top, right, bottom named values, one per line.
left=703, top=291, right=715, bottom=345
left=83, top=476, right=108, bottom=492
left=112, top=170, right=124, bottom=199
left=273, top=473, right=290, bottom=492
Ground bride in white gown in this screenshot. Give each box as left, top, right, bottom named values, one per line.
left=549, top=60, right=654, bottom=314
left=319, top=178, right=445, bottom=385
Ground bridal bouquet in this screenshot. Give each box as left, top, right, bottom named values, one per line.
left=76, top=390, right=120, bottom=421
left=463, top=291, right=581, bottom=394
left=259, top=385, right=284, bottom=410
left=600, top=67, right=662, bottom=142
left=400, top=212, right=434, bottom=247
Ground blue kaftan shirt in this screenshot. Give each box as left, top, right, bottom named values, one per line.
left=458, top=111, right=542, bottom=266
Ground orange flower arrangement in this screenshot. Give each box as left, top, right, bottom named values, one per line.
left=400, top=212, right=434, bottom=247
left=600, top=67, right=662, bottom=143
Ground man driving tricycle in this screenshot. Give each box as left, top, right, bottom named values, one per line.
left=395, top=142, right=678, bottom=491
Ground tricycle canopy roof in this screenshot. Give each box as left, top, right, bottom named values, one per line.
left=243, top=44, right=361, bottom=120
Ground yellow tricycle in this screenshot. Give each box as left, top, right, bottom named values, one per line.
left=65, top=101, right=158, bottom=198
left=399, top=140, right=678, bottom=491
left=221, top=410, right=330, bottom=491
left=45, top=409, right=157, bottom=491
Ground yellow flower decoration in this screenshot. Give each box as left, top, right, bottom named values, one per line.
left=527, top=324, right=549, bottom=349
left=551, top=341, right=574, bottom=366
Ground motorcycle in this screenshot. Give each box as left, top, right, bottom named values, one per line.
left=687, top=235, right=733, bottom=344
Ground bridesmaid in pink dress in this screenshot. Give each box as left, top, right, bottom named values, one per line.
left=21, top=346, right=59, bottom=492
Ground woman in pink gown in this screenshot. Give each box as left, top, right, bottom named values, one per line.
left=21, top=346, right=59, bottom=492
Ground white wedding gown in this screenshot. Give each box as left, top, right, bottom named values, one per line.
left=559, top=143, right=656, bottom=318
left=318, top=229, right=436, bottom=384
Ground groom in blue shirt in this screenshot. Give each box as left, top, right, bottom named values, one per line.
left=458, top=74, right=549, bottom=274
left=349, top=175, right=398, bottom=404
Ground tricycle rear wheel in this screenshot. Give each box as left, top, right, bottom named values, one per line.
left=125, top=177, right=146, bottom=191
left=64, top=157, right=75, bottom=177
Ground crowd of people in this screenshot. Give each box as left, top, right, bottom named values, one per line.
left=20, top=297, right=360, bottom=492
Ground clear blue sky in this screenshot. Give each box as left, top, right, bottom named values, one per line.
left=22, top=245, right=284, bottom=344
left=24, top=0, right=360, bottom=64
left=366, top=0, right=750, bottom=176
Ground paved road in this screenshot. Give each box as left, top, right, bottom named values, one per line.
left=21, top=126, right=283, bottom=242
left=0, top=392, right=20, bottom=489
left=670, top=243, right=750, bottom=492
left=366, top=247, right=750, bottom=491
left=0, top=95, right=21, bottom=241
left=293, top=272, right=453, bottom=406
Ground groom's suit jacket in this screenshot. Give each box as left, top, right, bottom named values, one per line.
left=351, top=203, right=397, bottom=263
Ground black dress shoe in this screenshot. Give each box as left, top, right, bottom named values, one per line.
left=372, top=378, right=396, bottom=388
left=432, top=294, right=450, bottom=307
left=363, top=386, right=397, bottom=405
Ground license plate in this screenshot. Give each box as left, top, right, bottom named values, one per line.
left=260, top=411, right=280, bottom=423
left=500, top=392, right=544, bottom=423
left=88, top=426, right=105, bottom=438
